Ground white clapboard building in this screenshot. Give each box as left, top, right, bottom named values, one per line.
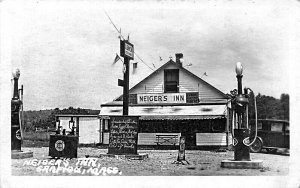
left=99, top=53, right=232, bottom=147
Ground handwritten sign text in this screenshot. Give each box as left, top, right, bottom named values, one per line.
left=108, top=116, right=139, bottom=155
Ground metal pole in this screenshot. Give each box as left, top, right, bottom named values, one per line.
left=236, top=75, right=243, bottom=95
left=236, top=74, right=243, bottom=129
left=13, top=78, right=19, bottom=99
left=123, top=57, right=130, bottom=116
left=246, top=105, right=249, bottom=129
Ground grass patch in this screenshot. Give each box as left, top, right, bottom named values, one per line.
left=22, top=140, right=49, bottom=147
left=23, top=131, right=51, bottom=141
left=22, top=131, right=51, bottom=147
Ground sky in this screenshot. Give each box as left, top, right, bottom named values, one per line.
left=2, top=0, right=300, bottom=110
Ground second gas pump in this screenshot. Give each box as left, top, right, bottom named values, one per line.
left=221, top=62, right=262, bottom=169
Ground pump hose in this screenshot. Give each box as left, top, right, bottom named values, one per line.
left=243, top=88, right=258, bottom=147
left=231, top=109, right=235, bottom=138
left=19, top=104, right=23, bottom=142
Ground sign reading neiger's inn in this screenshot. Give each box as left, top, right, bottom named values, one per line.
left=137, top=93, right=186, bottom=104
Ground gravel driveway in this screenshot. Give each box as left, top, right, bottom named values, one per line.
left=11, top=147, right=289, bottom=176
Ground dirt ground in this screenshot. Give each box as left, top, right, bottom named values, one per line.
left=11, top=147, right=289, bottom=176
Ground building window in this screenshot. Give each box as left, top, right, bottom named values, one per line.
left=271, top=122, right=283, bottom=132
left=164, top=69, right=179, bottom=93
left=104, top=119, right=109, bottom=132
left=285, top=123, right=289, bottom=133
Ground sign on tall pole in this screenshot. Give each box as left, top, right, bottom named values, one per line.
left=107, top=39, right=146, bottom=159
left=119, top=40, right=134, bottom=115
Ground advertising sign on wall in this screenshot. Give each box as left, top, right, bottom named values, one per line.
left=120, top=40, right=134, bottom=60
left=137, top=93, right=186, bottom=104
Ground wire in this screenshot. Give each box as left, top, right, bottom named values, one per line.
left=243, top=88, right=258, bottom=147
left=134, top=52, right=155, bottom=71
left=104, top=10, right=155, bottom=71
left=19, top=104, right=23, bottom=143
left=104, top=10, right=124, bottom=40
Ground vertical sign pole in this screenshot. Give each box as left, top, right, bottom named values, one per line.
left=120, top=39, right=133, bottom=116
left=123, top=57, right=130, bottom=116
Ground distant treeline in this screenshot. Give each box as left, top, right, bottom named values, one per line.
left=23, top=107, right=100, bottom=132
left=227, top=92, right=289, bottom=121
left=248, top=93, right=289, bottom=120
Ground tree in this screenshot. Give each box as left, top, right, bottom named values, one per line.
left=280, top=93, right=289, bottom=120
left=247, top=93, right=289, bottom=121
left=247, top=91, right=256, bottom=119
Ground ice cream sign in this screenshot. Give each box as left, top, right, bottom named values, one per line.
left=137, top=93, right=186, bottom=104
left=120, top=40, right=134, bottom=60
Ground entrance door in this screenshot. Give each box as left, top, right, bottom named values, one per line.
left=180, top=121, right=196, bottom=147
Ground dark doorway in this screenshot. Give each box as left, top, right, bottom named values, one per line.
left=180, top=121, right=196, bottom=147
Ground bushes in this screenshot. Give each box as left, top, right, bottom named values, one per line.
left=23, top=131, right=51, bottom=142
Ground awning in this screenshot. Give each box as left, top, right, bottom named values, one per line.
left=99, top=104, right=227, bottom=120
left=139, top=115, right=224, bottom=120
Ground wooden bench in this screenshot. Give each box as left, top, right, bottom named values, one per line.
left=155, top=134, right=178, bottom=145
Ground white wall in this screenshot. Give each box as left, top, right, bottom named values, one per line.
left=130, top=63, right=225, bottom=100
left=196, top=133, right=227, bottom=146
left=130, top=66, right=165, bottom=94
left=58, top=116, right=100, bottom=144
left=78, top=117, right=100, bottom=144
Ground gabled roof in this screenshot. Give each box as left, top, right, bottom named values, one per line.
left=127, top=59, right=179, bottom=93
left=113, top=59, right=228, bottom=101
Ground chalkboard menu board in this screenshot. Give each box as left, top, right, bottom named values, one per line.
left=108, top=116, right=139, bottom=155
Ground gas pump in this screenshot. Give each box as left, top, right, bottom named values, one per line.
left=11, top=68, right=33, bottom=159
left=68, top=117, right=76, bottom=135
left=221, top=62, right=261, bottom=168
left=55, top=116, right=61, bottom=135
left=11, top=69, right=22, bottom=151
left=231, top=62, right=259, bottom=161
